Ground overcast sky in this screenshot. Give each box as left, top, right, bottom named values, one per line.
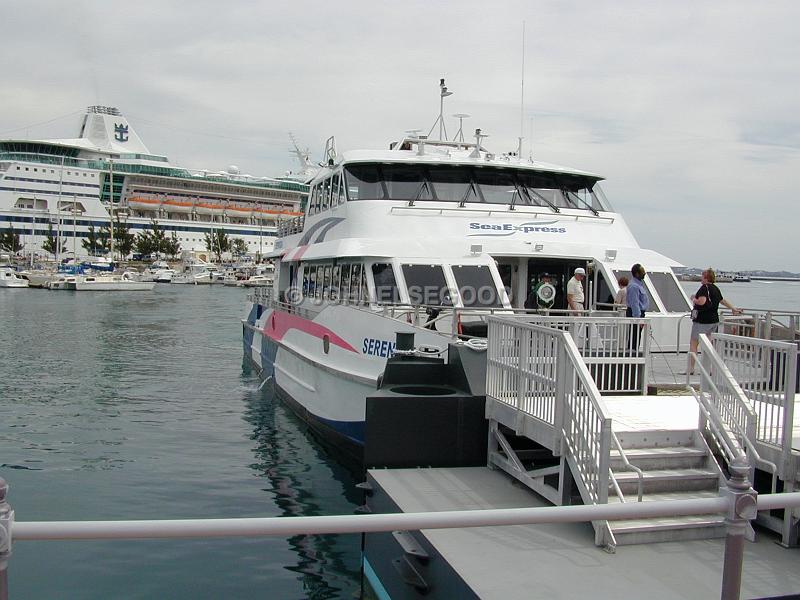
left=2, top=1, right=798, bottom=271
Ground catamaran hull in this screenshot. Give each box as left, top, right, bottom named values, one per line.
left=242, top=301, right=451, bottom=452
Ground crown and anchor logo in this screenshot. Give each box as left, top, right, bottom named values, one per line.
left=114, top=123, right=129, bottom=142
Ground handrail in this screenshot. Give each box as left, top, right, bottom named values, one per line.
left=611, top=432, right=644, bottom=502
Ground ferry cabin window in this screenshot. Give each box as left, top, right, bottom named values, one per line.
left=647, top=271, right=691, bottom=312
left=402, top=264, right=452, bottom=306
left=614, top=269, right=660, bottom=313
left=382, top=164, right=431, bottom=201
left=428, top=167, right=474, bottom=202
left=345, top=165, right=383, bottom=201
left=340, top=263, right=351, bottom=300
left=474, top=169, right=517, bottom=204
left=451, top=265, right=501, bottom=307
left=322, top=178, right=331, bottom=211
left=331, top=174, right=341, bottom=207
left=371, top=263, right=400, bottom=303
left=330, top=264, right=341, bottom=300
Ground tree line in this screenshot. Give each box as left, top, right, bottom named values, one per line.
left=1, top=220, right=251, bottom=262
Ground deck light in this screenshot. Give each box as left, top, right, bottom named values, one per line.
left=470, top=244, right=483, bottom=255
left=534, top=243, right=544, bottom=252
left=605, top=249, right=617, bottom=261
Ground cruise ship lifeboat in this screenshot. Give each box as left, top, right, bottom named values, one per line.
left=225, top=204, right=253, bottom=217
left=253, top=207, right=303, bottom=220
left=127, top=197, right=161, bottom=212
left=194, top=203, right=224, bottom=216
left=162, top=199, right=194, bottom=214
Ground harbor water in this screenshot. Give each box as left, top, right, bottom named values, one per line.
left=0, top=285, right=362, bottom=600
left=0, top=279, right=798, bottom=598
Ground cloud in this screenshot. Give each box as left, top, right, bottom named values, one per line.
left=1, top=0, right=798, bottom=270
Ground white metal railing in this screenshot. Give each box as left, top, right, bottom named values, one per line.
left=516, top=315, right=650, bottom=394
left=712, top=333, right=798, bottom=477
left=487, top=317, right=612, bottom=505
left=5, top=476, right=800, bottom=599
left=693, top=335, right=757, bottom=464
left=719, top=309, right=800, bottom=342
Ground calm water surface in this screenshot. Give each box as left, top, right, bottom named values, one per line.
left=0, top=285, right=362, bottom=599
left=1, top=279, right=797, bottom=599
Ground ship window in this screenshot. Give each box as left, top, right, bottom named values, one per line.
left=371, top=263, right=400, bottom=303
left=345, top=165, right=384, bottom=200
left=349, top=263, right=364, bottom=303
left=381, top=164, right=430, bottom=201
left=474, top=169, right=518, bottom=204
left=648, top=271, right=690, bottom=312
left=340, top=263, right=351, bottom=300
left=402, top=264, right=452, bottom=306
left=330, top=174, right=341, bottom=207
left=428, top=166, right=471, bottom=202
left=330, top=264, right=341, bottom=300
left=613, top=270, right=661, bottom=313
left=452, top=265, right=501, bottom=307
left=322, top=264, right=332, bottom=298
left=321, top=178, right=331, bottom=211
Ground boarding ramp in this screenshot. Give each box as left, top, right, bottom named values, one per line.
left=485, top=316, right=744, bottom=549
left=711, top=332, right=799, bottom=545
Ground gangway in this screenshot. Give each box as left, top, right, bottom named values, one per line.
left=484, top=315, right=798, bottom=549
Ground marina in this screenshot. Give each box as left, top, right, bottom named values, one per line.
left=2, top=2, right=799, bottom=596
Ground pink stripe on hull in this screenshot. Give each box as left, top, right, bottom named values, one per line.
left=263, top=310, right=358, bottom=353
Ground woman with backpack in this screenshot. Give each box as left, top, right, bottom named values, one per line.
left=687, top=268, right=742, bottom=374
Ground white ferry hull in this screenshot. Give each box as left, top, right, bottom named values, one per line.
left=243, top=302, right=450, bottom=450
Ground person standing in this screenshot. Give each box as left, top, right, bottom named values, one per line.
left=566, top=268, right=585, bottom=313
left=687, top=268, right=741, bottom=374
left=614, top=276, right=629, bottom=309
left=626, top=264, right=649, bottom=351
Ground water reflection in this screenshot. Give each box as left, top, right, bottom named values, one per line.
left=241, top=361, right=363, bottom=599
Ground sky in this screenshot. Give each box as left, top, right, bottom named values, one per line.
left=1, top=1, right=798, bottom=272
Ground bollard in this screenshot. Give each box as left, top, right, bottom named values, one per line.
left=719, top=457, right=758, bottom=600
left=0, top=477, right=12, bottom=600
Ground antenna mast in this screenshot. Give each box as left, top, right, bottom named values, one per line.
left=428, top=78, right=453, bottom=141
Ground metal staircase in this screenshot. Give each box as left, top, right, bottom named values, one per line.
left=598, top=429, right=726, bottom=547
left=485, top=315, right=768, bottom=549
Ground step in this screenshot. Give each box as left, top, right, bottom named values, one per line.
left=605, top=490, right=727, bottom=545
left=610, top=445, right=708, bottom=471
left=613, top=430, right=696, bottom=450
left=609, top=515, right=727, bottom=546
left=611, top=468, right=720, bottom=495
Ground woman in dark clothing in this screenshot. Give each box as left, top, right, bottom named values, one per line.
left=687, top=268, right=741, bottom=374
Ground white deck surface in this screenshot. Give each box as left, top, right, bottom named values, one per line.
left=603, top=395, right=699, bottom=432
left=370, top=467, right=800, bottom=600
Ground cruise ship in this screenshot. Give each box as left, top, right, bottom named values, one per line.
left=0, top=106, right=309, bottom=259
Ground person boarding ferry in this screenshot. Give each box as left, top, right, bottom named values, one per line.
left=566, top=268, right=586, bottom=314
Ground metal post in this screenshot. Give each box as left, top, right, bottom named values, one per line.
left=720, top=457, right=758, bottom=600
left=0, top=477, right=14, bottom=600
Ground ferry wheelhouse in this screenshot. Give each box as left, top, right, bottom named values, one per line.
left=0, top=106, right=308, bottom=259
left=244, top=127, right=692, bottom=456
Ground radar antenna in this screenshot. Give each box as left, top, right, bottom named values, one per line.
left=452, top=113, right=470, bottom=142
left=427, top=78, right=453, bottom=141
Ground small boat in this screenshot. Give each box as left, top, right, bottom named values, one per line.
left=16, top=269, right=55, bottom=288
left=240, top=274, right=273, bottom=287
left=0, top=267, right=30, bottom=288
left=733, top=273, right=751, bottom=282
left=153, top=269, right=176, bottom=283
left=74, top=273, right=155, bottom=291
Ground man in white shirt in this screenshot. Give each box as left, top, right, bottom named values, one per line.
left=567, top=267, right=586, bottom=313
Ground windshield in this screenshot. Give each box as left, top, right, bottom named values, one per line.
left=402, top=264, right=452, bottom=306
left=343, top=163, right=611, bottom=211
left=451, top=265, right=502, bottom=307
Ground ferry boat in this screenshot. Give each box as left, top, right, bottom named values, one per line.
left=0, top=106, right=309, bottom=259
left=243, top=92, right=695, bottom=457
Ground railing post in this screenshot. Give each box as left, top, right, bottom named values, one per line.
left=0, top=477, right=13, bottom=600
left=720, top=457, right=758, bottom=600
